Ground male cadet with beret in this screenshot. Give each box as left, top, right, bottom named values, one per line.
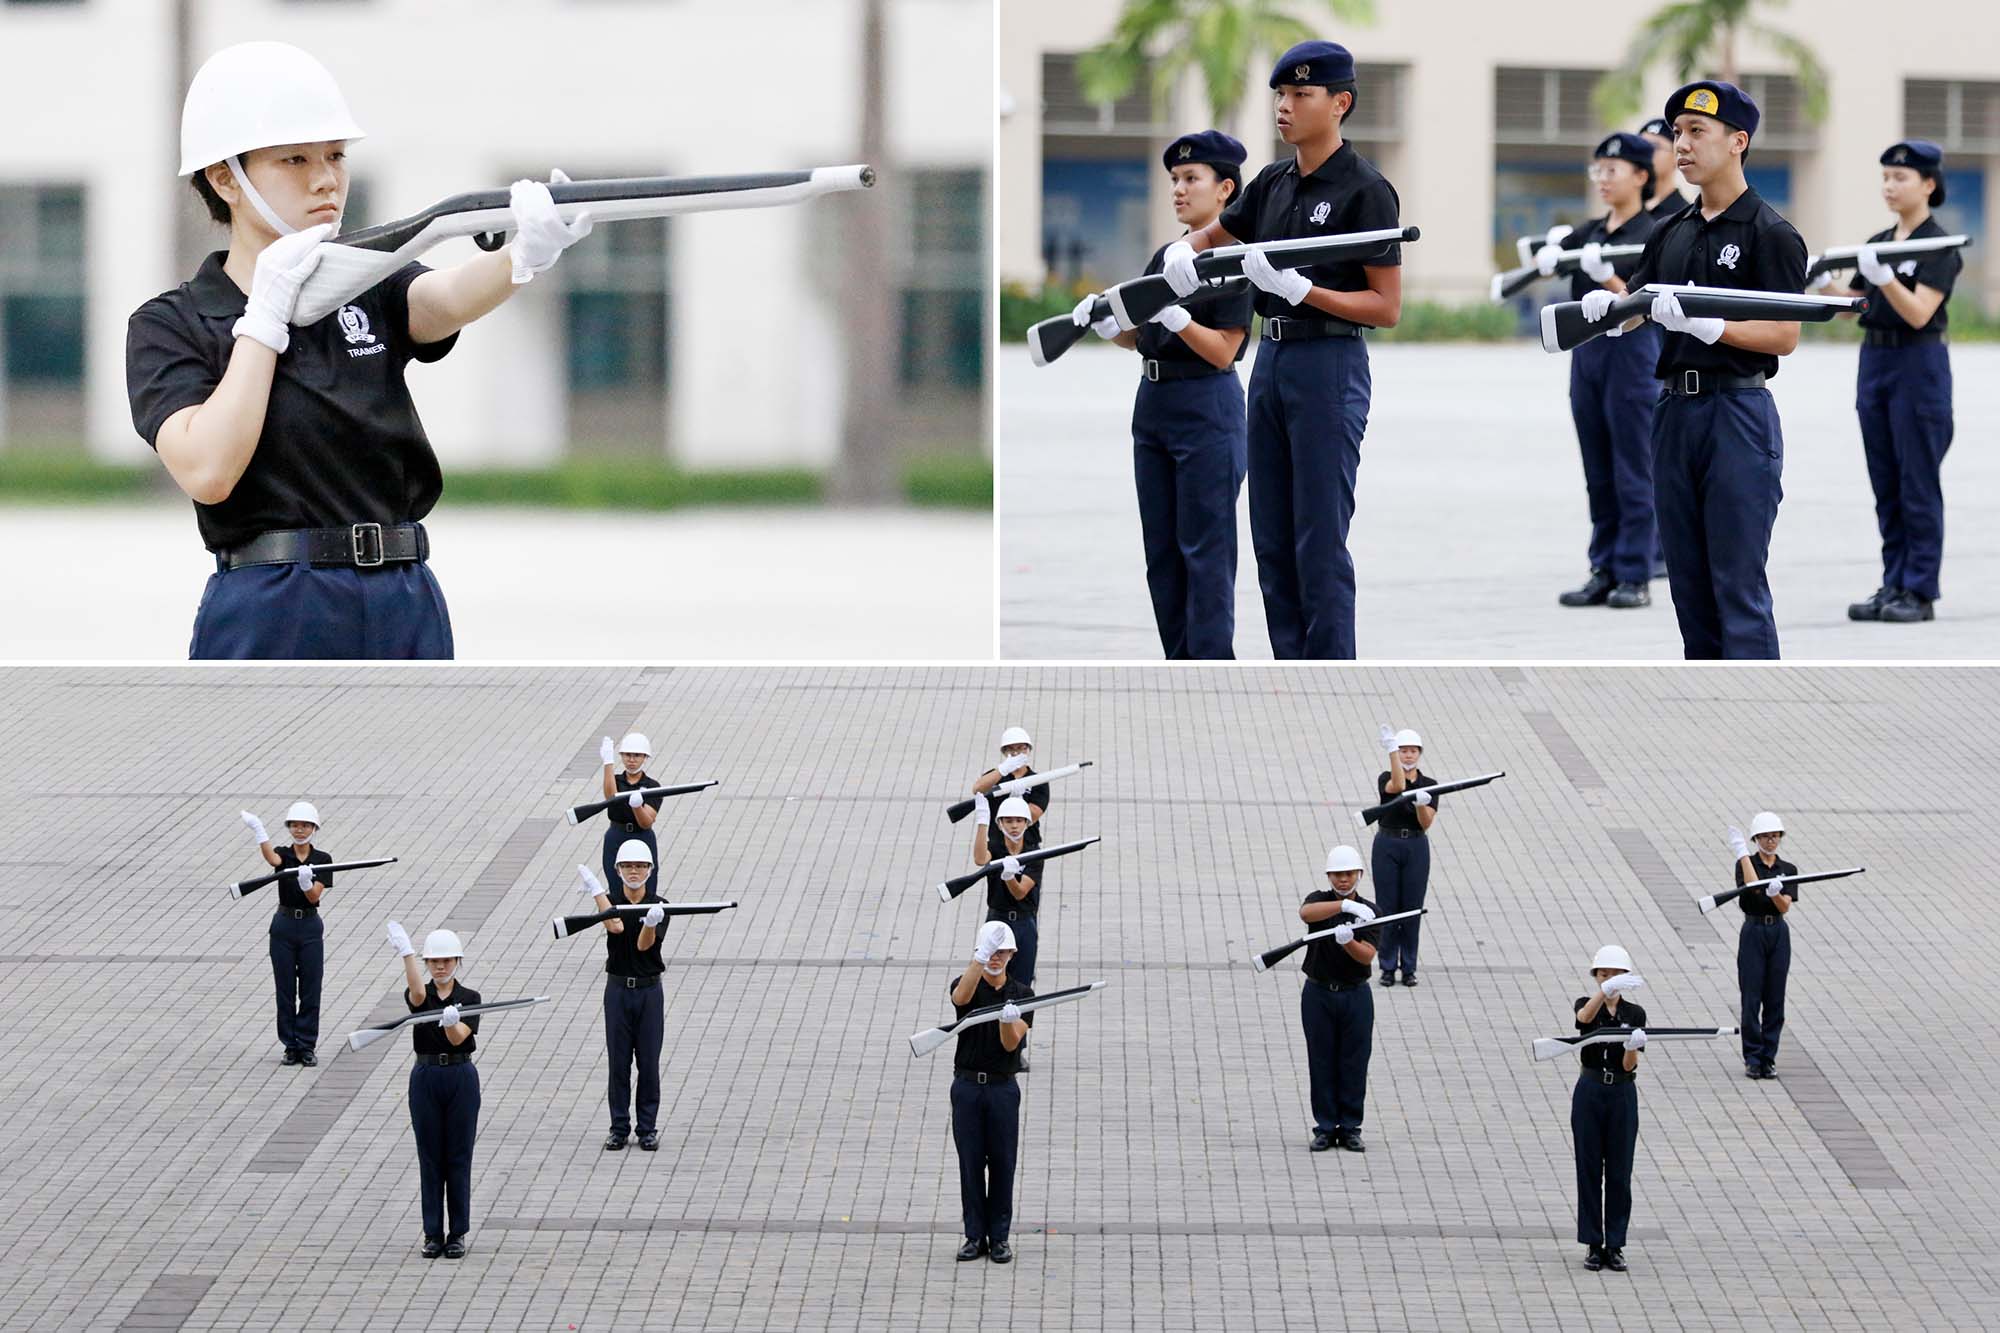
left=1825, top=140, right=1962, bottom=626
left=1637, top=118, right=1690, bottom=220
left=1580, top=81, right=1807, bottom=659
left=1159, top=41, right=1403, bottom=660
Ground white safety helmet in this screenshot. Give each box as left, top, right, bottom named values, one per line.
left=994, top=796, right=1033, bottom=824
left=978, top=920, right=1017, bottom=955
left=421, top=929, right=464, bottom=959
left=1749, top=811, right=1784, bottom=837
left=999, top=726, right=1033, bottom=750
left=1591, top=944, right=1634, bottom=973
left=1324, top=844, right=1365, bottom=873
left=617, top=732, right=653, bottom=757
left=283, top=801, right=321, bottom=828
left=178, top=41, right=367, bottom=177
left=1393, top=729, right=1424, bottom=750
left=614, top=839, right=655, bottom=866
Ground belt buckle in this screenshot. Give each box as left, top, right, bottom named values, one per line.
left=1682, top=369, right=1700, bottom=396
left=1600, top=1070, right=1617, bottom=1085
left=1143, top=359, right=1160, bottom=383
left=1268, top=317, right=1285, bottom=342
left=351, top=522, right=385, bottom=568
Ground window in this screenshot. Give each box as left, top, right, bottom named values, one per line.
left=900, top=169, right=984, bottom=392
left=1906, top=79, right=2000, bottom=153
left=1493, top=67, right=1608, bottom=146
left=0, top=185, right=85, bottom=385
left=1738, top=74, right=1814, bottom=150
left=1346, top=63, right=1406, bottom=142
left=1042, top=53, right=1166, bottom=137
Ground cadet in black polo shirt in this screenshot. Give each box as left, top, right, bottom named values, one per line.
left=1826, top=140, right=1963, bottom=626
left=590, top=839, right=670, bottom=1151
left=1584, top=80, right=1807, bottom=659
left=1571, top=945, right=1646, bottom=1273
left=386, top=921, right=481, bottom=1259
left=1727, top=812, right=1798, bottom=1079
left=1636, top=118, right=1690, bottom=220
left=1371, top=728, right=1437, bottom=987
left=1159, top=41, right=1403, bottom=660
left=949, top=920, right=1033, bottom=1265
left=969, top=726, right=1053, bottom=825
left=595, top=732, right=665, bottom=895
left=241, top=801, right=332, bottom=1066
left=973, top=796, right=1043, bottom=987
left=1548, top=133, right=1663, bottom=612
left=1072, top=131, right=1253, bottom=659
left=126, top=40, right=594, bottom=659
left=1296, top=844, right=1381, bottom=1152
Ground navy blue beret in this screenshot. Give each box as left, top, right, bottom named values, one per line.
left=1665, top=80, right=1759, bottom=138
left=1269, top=41, right=1355, bottom=89
left=1636, top=118, right=1671, bottom=139
left=1163, top=130, right=1248, bottom=173
left=1594, top=132, right=1657, bottom=167
left=1882, top=139, right=1946, bottom=205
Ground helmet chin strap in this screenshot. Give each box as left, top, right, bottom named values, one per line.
left=227, top=155, right=298, bottom=237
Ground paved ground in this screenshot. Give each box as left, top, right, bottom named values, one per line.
left=2, top=665, right=1996, bottom=1330
left=999, top=341, right=2000, bottom=659
left=0, top=504, right=991, bottom=659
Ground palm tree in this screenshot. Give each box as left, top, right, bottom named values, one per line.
left=1075, top=0, right=1377, bottom=134
left=1592, top=0, right=1827, bottom=127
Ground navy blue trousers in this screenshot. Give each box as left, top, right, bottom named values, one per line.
left=987, top=912, right=1038, bottom=988
left=950, top=1076, right=1021, bottom=1245
left=1571, top=1076, right=1638, bottom=1248
left=605, top=979, right=665, bottom=1136
left=1371, top=833, right=1430, bottom=976
left=268, top=911, right=323, bottom=1052
left=190, top=562, right=453, bottom=660
left=1131, top=369, right=1247, bottom=659
left=1246, top=335, right=1370, bottom=659
left=1738, top=918, right=1791, bottom=1067
left=1651, top=388, right=1784, bottom=658
left=1856, top=340, right=1953, bottom=601
left=600, top=825, right=660, bottom=895
left=409, top=1061, right=480, bottom=1239
left=1299, top=980, right=1373, bottom=1134
left=1568, top=328, right=1661, bottom=584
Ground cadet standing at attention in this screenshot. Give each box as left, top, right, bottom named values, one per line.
left=1159, top=41, right=1404, bottom=659
left=1549, top=133, right=1663, bottom=612
left=596, top=733, right=665, bottom=895
left=1571, top=945, right=1646, bottom=1273
left=1297, top=844, right=1380, bottom=1152
left=385, top=921, right=481, bottom=1259
left=1824, top=140, right=1962, bottom=626
left=1580, top=81, right=1807, bottom=658
left=1371, top=726, right=1436, bottom=987
left=1727, top=811, right=1796, bottom=1080
left=241, top=801, right=332, bottom=1065
left=1637, top=118, right=1690, bottom=220
left=580, top=845, right=669, bottom=1150
left=1071, top=131, right=1252, bottom=659
left=949, top=921, right=1032, bottom=1266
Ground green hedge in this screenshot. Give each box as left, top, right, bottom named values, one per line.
left=1001, top=280, right=1087, bottom=342
left=902, top=453, right=992, bottom=508
left=0, top=450, right=157, bottom=501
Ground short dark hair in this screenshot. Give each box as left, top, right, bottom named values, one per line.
left=190, top=168, right=230, bottom=226
left=1327, top=80, right=1358, bottom=122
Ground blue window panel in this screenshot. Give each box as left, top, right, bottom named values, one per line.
left=1042, top=157, right=1152, bottom=289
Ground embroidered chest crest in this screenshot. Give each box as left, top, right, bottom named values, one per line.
left=1716, top=243, right=1741, bottom=271
left=1310, top=200, right=1332, bottom=226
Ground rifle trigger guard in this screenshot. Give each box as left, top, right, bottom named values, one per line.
left=474, top=230, right=509, bottom=253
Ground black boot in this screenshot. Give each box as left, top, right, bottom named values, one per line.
left=1847, top=586, right=1891, bottom=620
left=1603, top=1247, right=1627, bottom=1272
left=1583, top=1245, right=1604, bottom=1271
left=1879, top=590, right=1935, bottom=623
left=1559, top=569, right=1615, bottom=607
left=1606, top=582, right=1651, bottom=609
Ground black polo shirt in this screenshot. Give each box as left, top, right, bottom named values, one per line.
left=1735, top=853, right=1800, bottom=918
left=409, top=980, right=480, bottom=1055
left=1627, top=184, right=1808, bottom=379
left=1298, top=891, right=1380, bottom=984
left=272, top=845, right=333, bottom=912
left=126, top=252, right=459, bottom=553
left=949, top=973, right=1035, bottom=1075
left=986, top=823, right=1043, bottom=919
left=1217, top=141, right=1402, bottom=320
left=605, top=771, right=667, bottom=834
left=1573, top=995, right=1647, bottom=1073
left=1136, top=240, right=1254, bottom=366
left=1648, top=191, right=1692, bottom=222
left=980, top=769, right=1052, bottom=821
left=603, top=892, right=669, bottom=976
left=1565, top=208, right=1661, bottom=302
left=1850, top=216, right=1961, bottom=333
left=1374, top=770, right=1438, bottom=835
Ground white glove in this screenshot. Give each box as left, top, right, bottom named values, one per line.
left=998, top=752, right=1030, bottom=777
left=1332, top=923, right=1356, bottom=946
left=628, top=791, right=645, bottom=809
left=1342, top=900, right=1376, bottom=923
left=386, top=921, right=414, bottom=957
left=1070, top=292, right=1099, bottom=327
left=1242, top=247, right=1311, bottom=306
left=1151, top=303, right=1192, bottom=334
left=1579, top=242, right=1616, bottom=284
left=1806, top=269, right=1840, bottom=293
left=1161, top=240, right=1201, bottom=298
left=1856, top=243, right=1895, bottom=288
left=600, top=736, right=616, bottom=765
left=577, top=864, right=606, bottom=898
left=241, top=811, right=269, bottom=844
left=439, top=1004, right=462, bottom=1028
left=1545, top=223, right=1574, bottom=246
left=973, top=798, right=992, bottom=828
left=1624, top=1028, right=1647, bottom=1051
left=509, top=169, right=594, bottom=284
left=1727, top=826, right=1750, bottom=860
left=1534, top=244, right=1562, bottom=277
left=1651, top=288, right=1725, bottom=344
left=1580, top=289, right=1619, bottom=323
left=998, top=856, right=1024, bottom=880
left=642, top=905, right=665, bottom=928
left=1763, top=877, right=1785, bottom=898
left=294, top=865, right=315, bottom=891
left=1379, top=723, right=1397, bottom=751
left=1601, top=973, right=1644, bottom=997
left=1092, top=313, right=1123, bottom=340
left=1411, top=790, right=1431, bottom=808
left=999, top=1002, right=1024, bottom=1024
left=973, top=939, right=995, bottom=965
left=233, top=223, right=334, bottom=353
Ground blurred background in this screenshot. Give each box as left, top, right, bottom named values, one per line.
left=0, top=0, right=995, bottom=657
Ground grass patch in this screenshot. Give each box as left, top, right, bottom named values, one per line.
left=1370, top=300, right=1520, bottom=343
left=444, top=460, right=821, bottom=509
left=1001, top=280, right=1090, bottom=342
left=0, top=449, right=159, bottom=501
left=902, top=453, right=992, bottom=508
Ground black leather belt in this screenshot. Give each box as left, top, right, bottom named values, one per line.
left=278, top=906, right=318, bottom=919
left=994, top=909, right=1036, bottom=923
left=415, top=1052, right=473, bottom=1066
left=1587, top=1069, right=1637, bottom=1085
left=1308, top=977, right=1368, bottom=993
left=219, top=522, right=428, bottom=571
left=956, top=1070, right=1015, bottom=1084
left=1380, top=828, right=1422, bottom=839
left=1661, top=370, right=1765, bottom=397
left=1745, top=915, right=1786, bottom=925
left=1262, top=314, right=1362, bottom=341
left=1141, top=358, right=1231, bottom=383
left=610, top=821, right=641, bottom=833
left=606, top=970, right=662, bottom=989
left=1863, top=327, right=1944, bottom=348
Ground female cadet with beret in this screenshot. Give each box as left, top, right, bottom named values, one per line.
left=241, top=801, right=333, bottom=1065
left=1072, top=130, right=1253, bottom=659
